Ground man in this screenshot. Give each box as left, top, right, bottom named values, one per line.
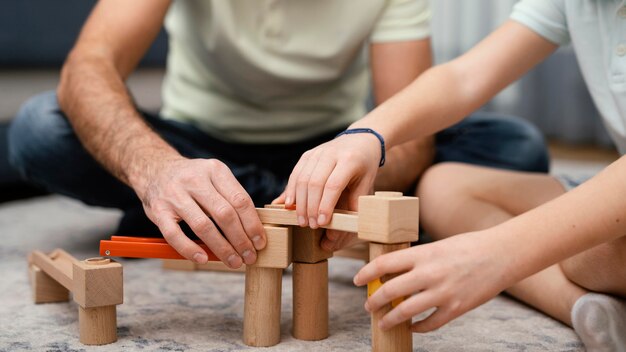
left=8, top=0, right=547, bottom=269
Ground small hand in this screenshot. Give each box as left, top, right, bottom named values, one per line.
left=282, top=133, right=381, bottom=230
left=353, top=231, right=510, bottom=332
left=137, top=157, right=266, bottom=268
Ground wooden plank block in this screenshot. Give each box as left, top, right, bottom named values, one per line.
left=256, top=207, right=358, bottom=233
left=195, top=261, right=246, bottom=272
left=243, top=266, right=283, bottom=347
left=161, top=259, right=197, bottom=271
left=292, top=227, right=333, bottom=263
left=73, top=258, right=123, bottom=308
left=100, top=236, right=219, bottom=261
left=28, top=250, right=74, bottom=291
left=29, top=264, right=70, bottom=303
left=334, top=242, right=369, bottom=262
left=252, top=225, right=292, bottom=269
left=357, top=192, right=419, bottom=244
left=369, top=242, right=412, bottom=352
left=292, top=260, right=329, bottom=340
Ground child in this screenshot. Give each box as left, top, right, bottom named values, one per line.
left=281, top=0, right=626, bottom=349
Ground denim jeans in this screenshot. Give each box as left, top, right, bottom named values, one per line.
left=8, top=91, right=548, bottom=234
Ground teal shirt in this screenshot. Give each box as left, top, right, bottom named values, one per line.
left=511, top=0, right=626, bottom=154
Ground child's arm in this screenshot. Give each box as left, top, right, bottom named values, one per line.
left=354, top=155, right=626, bottom=332
left=282, top=21, right=558, bottom=227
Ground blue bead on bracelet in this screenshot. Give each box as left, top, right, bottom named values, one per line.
left=335, top=128, right=386, bottom=167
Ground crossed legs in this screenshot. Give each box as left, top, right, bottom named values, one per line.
left=418, top=163, right=626, bottom=349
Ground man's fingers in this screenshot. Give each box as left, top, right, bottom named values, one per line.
left=210, top=175, right=267, bottom=251
left=156, top=214, right=209, bottom=264
left=272, top=192, right=286, bottom=205
left=173, top=199, right=245, bottom=268
left=354, top=248, right=415, bottom=286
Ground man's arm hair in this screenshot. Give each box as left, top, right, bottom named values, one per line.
left=57, top=0, right=175, bottom=197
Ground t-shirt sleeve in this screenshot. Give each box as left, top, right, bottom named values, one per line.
left=370, top=0, right=431, bottom=43
left=510, top=0, right=570, bottom=46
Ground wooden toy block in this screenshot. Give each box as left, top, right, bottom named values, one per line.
left=368, top=242, right=412, bottom=352
left=243, top=266, right=283, bottom=347
left=334, top=241, right=369, bottom=262
left=162, top=259, right=246, bottom=272
left=28, top=250, right=122, bottom=345
left=256, top=207, right=358, bottom=233
left=29, top=263, right=70, bottom=303
left=357, top=191, right=419, bottom=244
left=72, top=257, right=123, bottom=308
left=292, top=260, right=329, bottom=341
left=253, top=225, right=292, bottom=269
left=292, top=226, right=333, bottom=263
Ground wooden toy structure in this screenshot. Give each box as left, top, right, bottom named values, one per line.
left=28, top=192, right=418, bottom=351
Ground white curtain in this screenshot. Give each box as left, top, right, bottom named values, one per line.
left=429, top=0, right=613, bottom=147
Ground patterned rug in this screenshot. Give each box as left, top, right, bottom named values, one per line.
left=0, top=196, right=583, bottom=351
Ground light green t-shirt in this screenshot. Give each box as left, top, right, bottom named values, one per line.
left=511, top=0, right=626, bottom=154
left=161, top=0, right=431, bottom=143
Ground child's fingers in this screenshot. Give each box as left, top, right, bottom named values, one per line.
left=410, top=305, right=456, bottom=333
left=353, top=248, right=415, bottom=286
left=271, top=192, right=286, bottom=204
left=379, top=291, right=438, bottom=331
left=366, top=271, right=422, bottom=313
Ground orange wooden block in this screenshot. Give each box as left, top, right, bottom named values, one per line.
left=99, top=236, right=219, bottom=261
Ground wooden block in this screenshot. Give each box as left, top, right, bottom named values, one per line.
left=29, top=264, right=70, bottom=303
left=292, top=260, right=329, bottom=341
left=358, top=192, right=419, bottom=244
left=369, top=242, right=412, bottom=352
left=243, top=266, right=283, bottom=347
left=292, top=227, right=333, bottom=263
left=28, top=250, right=74, bottom=290
left=196, top=261, right=246, bottom=273
left=73, top=258, right=123, bottom=308
left=334, top=241, right=369, bottom=262
left=79, top=305, right=117, bottom=345
left=252, top=225, right=292, bottom=269
left=256, top=207, right=358, bottom=233
left=161, top=259, right=197, bottom=271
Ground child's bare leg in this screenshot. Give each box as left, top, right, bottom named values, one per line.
left=417, top=163, right=586, bottom=324
left=418, top=163, right=626, bottom=349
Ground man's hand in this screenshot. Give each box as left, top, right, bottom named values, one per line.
left=353, top=230, right=511, bottom=332
left=135, top=157, right=267, bottom=268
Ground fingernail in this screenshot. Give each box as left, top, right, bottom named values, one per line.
left=242, top=250, right=255, bottom=264
left=353, top=275, right=360, bottom=285
left=227, top=254, right=242, bottom=268
left=309, top=217, right=318, bottom=229
left=318, top=214, right=327, bottom=225
left=286, top=196, right=292, bottom=205
left=298, top=216, right=306, bottom=226
left=364, top=301, right=371, bottom=312
left=193, top=252, right=208, bottom=264
left=252, top=235, right=265, bottom=250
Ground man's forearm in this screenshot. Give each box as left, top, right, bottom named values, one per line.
left=57, top=54, right=180, bottom=196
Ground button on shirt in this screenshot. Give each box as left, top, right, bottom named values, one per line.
left=511, top=0, right=626, bottom=154
left=162, top=0, right=431, bottom=143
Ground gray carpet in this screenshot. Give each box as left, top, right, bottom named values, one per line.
left=0, top=195, right=583, bottom=351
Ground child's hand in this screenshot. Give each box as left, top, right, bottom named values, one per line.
left=353, top=231, right=512, bottom=332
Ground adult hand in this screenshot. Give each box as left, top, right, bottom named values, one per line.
left=282, top=132, right=382, bottom=230
left=353, top=231, right=512, bottom=332
left=136, top=157, right=266, bottom=268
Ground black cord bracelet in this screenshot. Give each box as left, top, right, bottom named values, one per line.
left=335, top=128, right=386, bottom=167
